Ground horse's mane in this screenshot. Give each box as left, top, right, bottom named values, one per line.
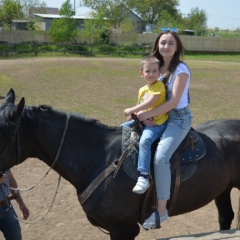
left=69, top=111, right=120, bottom=131
left=23, top=104, right=120, bottom=131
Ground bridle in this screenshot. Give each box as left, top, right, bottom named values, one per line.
left=0, top=113, right=22, bottom=177
left=0, top=111, right=71, bottom=224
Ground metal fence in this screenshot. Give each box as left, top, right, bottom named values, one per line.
left=0, top=42, right=152, bottom=57
left=0, top=30, right=240, bottom=54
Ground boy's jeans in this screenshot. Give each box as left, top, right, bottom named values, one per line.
left=137, top=121, right=167, bottom=172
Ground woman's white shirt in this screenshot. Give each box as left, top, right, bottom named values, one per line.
left=159, top=62, right=190, bottom=109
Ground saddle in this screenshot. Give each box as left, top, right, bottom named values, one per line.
left=122, top=116, right=206, bottom=180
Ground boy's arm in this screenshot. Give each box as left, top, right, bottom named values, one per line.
left=124, top=94, right=159, bottom=116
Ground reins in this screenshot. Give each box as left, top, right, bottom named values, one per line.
left=0, top=113, right=71, bottom=224
left=79, top=137, right=138, bottom=205
left=15, top=113, right=70, bottom=192
left=1, top=175, right=61, bottom=224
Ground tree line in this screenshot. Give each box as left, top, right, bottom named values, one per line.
left=0, top=0, right=208, bottom=44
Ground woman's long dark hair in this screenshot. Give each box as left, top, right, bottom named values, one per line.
left=151, top=30, right=185, bottom=76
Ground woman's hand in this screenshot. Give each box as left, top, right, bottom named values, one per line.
left=137, top=111, right=156, bottom=126
left=137, top=111, right=149, bottom=122
left=142, top=118, right=156, bottom=126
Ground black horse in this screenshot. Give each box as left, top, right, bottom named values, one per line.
left=0, top=89, right=240, bottom=240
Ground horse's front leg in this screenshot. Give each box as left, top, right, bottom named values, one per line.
left=214, top=187, right=234, bottom=230
left=109, top=223, right=140, bottom=240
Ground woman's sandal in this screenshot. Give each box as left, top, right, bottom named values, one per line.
left=142, top=210, right=168, bottom=230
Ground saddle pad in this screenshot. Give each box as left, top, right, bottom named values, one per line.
left=123, top=149, right=198, bottom=182
left=123, top=146, right=139, bottom=180
left=122, top=126, right=132, bottom=152
left=122, top=126, right=200, bottom=181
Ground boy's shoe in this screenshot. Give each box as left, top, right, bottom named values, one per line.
left=142, top=211, right=169, bottom=230
left=132, top=176, right=150, bottom=194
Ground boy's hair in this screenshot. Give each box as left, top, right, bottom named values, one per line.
left=140, top=56, right=160, bottom=70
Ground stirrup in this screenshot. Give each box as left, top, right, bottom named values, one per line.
left=155, top=210, right=161, bottom=229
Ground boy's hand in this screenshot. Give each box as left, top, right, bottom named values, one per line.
left=124, top=108, right=132, bottom=116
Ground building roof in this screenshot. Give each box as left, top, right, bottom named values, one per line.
left=33, top=7, right=59, bottom=14
left=34, top=11, right=94, bottom=20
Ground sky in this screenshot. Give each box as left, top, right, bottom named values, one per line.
left=44, top=0, right=240, bottom=29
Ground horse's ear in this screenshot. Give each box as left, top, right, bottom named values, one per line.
left=9, top=97, right=25, bottom=121
left=5, top=88, right=15, bottom=104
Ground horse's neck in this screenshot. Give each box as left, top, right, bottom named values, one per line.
left=23, top=109, right=123, bottom=190
left=22, top=108, right=68, bottom=165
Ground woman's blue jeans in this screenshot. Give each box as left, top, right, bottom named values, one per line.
left=138, top=122, right=167, bottom=172
left=0, top=205, right=22, bottom=240
left=154, top=106, right=193, bottom=200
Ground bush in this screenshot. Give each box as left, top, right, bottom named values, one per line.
left=120, top=44, right=142, bottom=55
left=98, top=45, right=118, bottom=54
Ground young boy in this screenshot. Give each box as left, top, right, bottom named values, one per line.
left=124, top=56, right=168, bottom=194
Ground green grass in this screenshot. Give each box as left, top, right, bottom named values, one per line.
left=0, top=56, right=240, bottom=127
left=1, top=50, right=240, bottom=62
left=184, top=52, right=240, bottom=62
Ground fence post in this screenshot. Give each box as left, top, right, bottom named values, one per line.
left=4, top=42, right=8, bottom=57
left=34, top=42, right=38, bottom=56
left=142, top=44, right=150, bottom=56
left=118, top=44, right=120, bottom=56
left=64, top=44, right=66, bottom=55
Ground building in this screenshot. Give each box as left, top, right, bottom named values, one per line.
left=34, top=12, right=93, bottom=31
left=34, top=9, right=145, bottom=33
left=10, top=8, right=59, bottom=30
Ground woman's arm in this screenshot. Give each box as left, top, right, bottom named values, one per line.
left=138, top=73, right=188, bottom=121
left=124, top=94, right=159, bottom=116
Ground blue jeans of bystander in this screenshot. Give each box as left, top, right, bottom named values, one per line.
left=0, top=204, right=22, bottom=240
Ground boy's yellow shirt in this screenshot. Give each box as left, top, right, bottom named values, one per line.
left=138, top=81, right=168, bottom=125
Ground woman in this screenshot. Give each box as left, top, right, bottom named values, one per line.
left=137, top=30, right=193, bottom=229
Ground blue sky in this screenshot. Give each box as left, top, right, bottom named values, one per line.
left=44, top=0, right=240, bottom=29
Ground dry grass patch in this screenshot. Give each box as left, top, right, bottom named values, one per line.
left=0, top=57, right=240, bottom=127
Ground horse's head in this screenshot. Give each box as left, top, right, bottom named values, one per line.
left=0, top=89, right=25, bottom=173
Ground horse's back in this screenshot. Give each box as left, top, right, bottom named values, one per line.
left=196, top=119, right=240, bottom=134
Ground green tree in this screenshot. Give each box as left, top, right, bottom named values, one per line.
left=80, top=11, right=108, bottom=44
left=127, top=0, right=179, bottom=24
left=49, top=0, right=78, bottom=43
left=183, top=7, right=207, bottom=35
left=80, top=0, right=179, bottom=26
left=0, top=0, right=23, bottom=29
left=19, top=0, right=47, bottom=30
left=155, top=11, right=180, bottom=32
left=80, top=0, right=130, bottom=29
left=20, top=0, right=47, bottom=21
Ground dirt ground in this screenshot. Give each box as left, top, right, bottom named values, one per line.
left=0, top=57, right=240, bottom=239
left=4, top=158, right=239, bottom=240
